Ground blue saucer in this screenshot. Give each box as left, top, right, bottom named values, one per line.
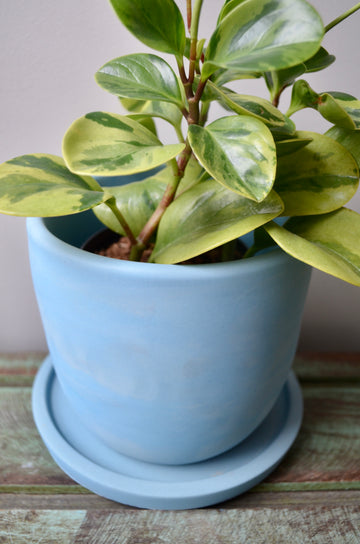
left=32, top=356, right=303, bottom=510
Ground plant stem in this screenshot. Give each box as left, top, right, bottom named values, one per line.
left=325, top=3, right=360, bottom=32
left=189, top=0, right=204, bottom=84
left=135, top=154, right=190, bottom=248
left=130, top=0, right=207, bottom=261
left=105, top=197, right=137, bottom=246
left=187, top=0, right=192, bottom=32
left=190, top=0, right=204, bottom=41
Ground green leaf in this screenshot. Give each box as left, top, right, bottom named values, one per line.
left=327, top=126, right=360, bottom=168
left=109, top=0, right=185, bottom=56
left=264, top=209, right=360, bottom=286
left=211, top=68, right=261, bottom=86
left=126, top=115, right=157, bottom=136
left=325, top=92, right=360, bottom=129
left=264, top=64, right=306, bottom=101
left=275, top=137, right=312, bottom=157
left=217, top=0, right=251, bottom=23
left=275, top=131, right=359, bottom=216
left=269, top=116, right=296, bottom=140
left=188, top=115, right=277, bottom=202
left=203, top=0, right=324, bottom=79
left=0, top=154, right=107, bottom=217
left=151, top=179, right=284, bottom=264
left=288, top=81, right=360, bottom=129
left=175, top=155, right=205, bottom=196
left=121, top=98, right=183, bottom=128
left=95, top=54, right=184, bottom=108
left=287, top=79, right=319, bottom=116
left=93, top=171, right=168, bottom=236
left=303, top=47, right=335, bottom=72
left=208, top=83, right=290, bottom=128
left=62, top=112, right=185, bottom=176
left=264, top=47, right=335, bottom=103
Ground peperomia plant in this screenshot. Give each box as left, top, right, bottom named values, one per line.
left=1, top=0, right=360, bottom=283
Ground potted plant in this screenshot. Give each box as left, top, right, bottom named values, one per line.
left=1, top=0, right=360, bottom=509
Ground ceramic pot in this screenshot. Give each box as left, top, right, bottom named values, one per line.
left=27, top=212, right=311, bottom=465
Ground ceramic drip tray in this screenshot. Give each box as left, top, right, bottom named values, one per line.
left=32, top=356, right=303, bottom=510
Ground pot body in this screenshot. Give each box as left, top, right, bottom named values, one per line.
left=27, top=213, right=311, bottom=465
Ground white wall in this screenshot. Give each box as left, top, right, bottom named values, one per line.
left=0, top=0, right=359, bottom=352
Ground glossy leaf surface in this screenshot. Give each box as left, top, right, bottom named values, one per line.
left=265, top=47, right=335, bottom=102
left=188, top=116, right=276, bottom=202
left=94, top=172, right=168, bottom=236
left=0, top=154, right=107, bottom=216
left=62, top=112, right=185, bottom=176
left=288, top=82, right=360, bottom=129
left=210, top=85, right=289, bottom=128
left=265, top=209, right=360, bottom=285
left=151, top=180, right=284, bottom=264
left=275, top=137, right=312, bottom=156
left=121, top=98, right=182, bottom=128
left=325, top=92, right=360, bottom=129
left=275, top=131, right=359, bottom=216
left=327, top=126, right=360, bottom=168
left=217, top=0, right=249, bottom=23
left=109, top=0, right=185, bottom=55
left=203, top=0, right=324, bottom=78
left=96, top=54, right=183, bottom=107
left=303, top=47, right=335, bottom=72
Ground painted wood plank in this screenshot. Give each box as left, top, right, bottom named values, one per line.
left=1, top=352, right=359, bottom=385
left=0, top=503, right=359, bottom=544
left=0, top=510, right=85, bottom=544
left=271, top=385, right=360, bottom=483
left=0, top=388, right=72, bottom=485
left=0, top=384, right=359, bottom=489
left=0, top=353, right=45, bottom=386
left=294, top=353, right=360, bottom=381
left=1, top=490, right=360, bottom=510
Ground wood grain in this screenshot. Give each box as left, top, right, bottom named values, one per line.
left=0, top=353, right=359, bottom=543
left=1, top=384, right=359, bottom=487
left=0, top=502, right=359, bottom=543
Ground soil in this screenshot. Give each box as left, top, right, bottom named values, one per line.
left=83, top=229, right=247, bottom=264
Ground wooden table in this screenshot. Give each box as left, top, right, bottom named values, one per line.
left=0, top=353, right=359, bottom=543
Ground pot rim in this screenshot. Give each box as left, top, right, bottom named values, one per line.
left=27, top=216, right=298, bottom=280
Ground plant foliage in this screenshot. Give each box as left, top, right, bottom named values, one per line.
left=1, top=0, right=360, bottom=284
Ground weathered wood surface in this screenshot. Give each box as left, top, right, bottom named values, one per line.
left=0, top=353, right=359, bottom=543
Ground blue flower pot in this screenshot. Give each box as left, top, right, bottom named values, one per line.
left=27, top=212, right=311, bottom=466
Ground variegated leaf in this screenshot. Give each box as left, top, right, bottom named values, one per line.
left=208, top=84, right=289, bottom=128
left=0, top=154, right=107, bottom=216
left=151, top=180, right=284, bottom=264
left=275, top=137, right=312, bottom=156
left=325, top=92, right=360, bottom=129
left=188, top=115, right=277, bottom=202
left=203, top=0, right=324, bottom=79
left=304, top=47, right=335, bottom=72
left=109, top=0, right=185, bottom=56
left=96, top=54, right=184, bottom=108
left=175, top=155, right=205, bottom=196
left=286, top=79, right=319, bottom=116
left=275, top=131, right=359, bottom=216
left=264, top=47, right=335, bottom=103
left=62, top=112, right=185, bottom=176
left=270, top=116, right=296, bottom=139
left=126, top=114, right=157, bottom=136
left=121, top=98, right=182, bottom=128
left=264, top=209, right=360, bottom=286
left=288, top=81, right=360, bottom=129
left=218, top=0, right=251, bottom=23
left=94, top=171, right=168, bottom=236
left=326, top=126, right=360, bottom=168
